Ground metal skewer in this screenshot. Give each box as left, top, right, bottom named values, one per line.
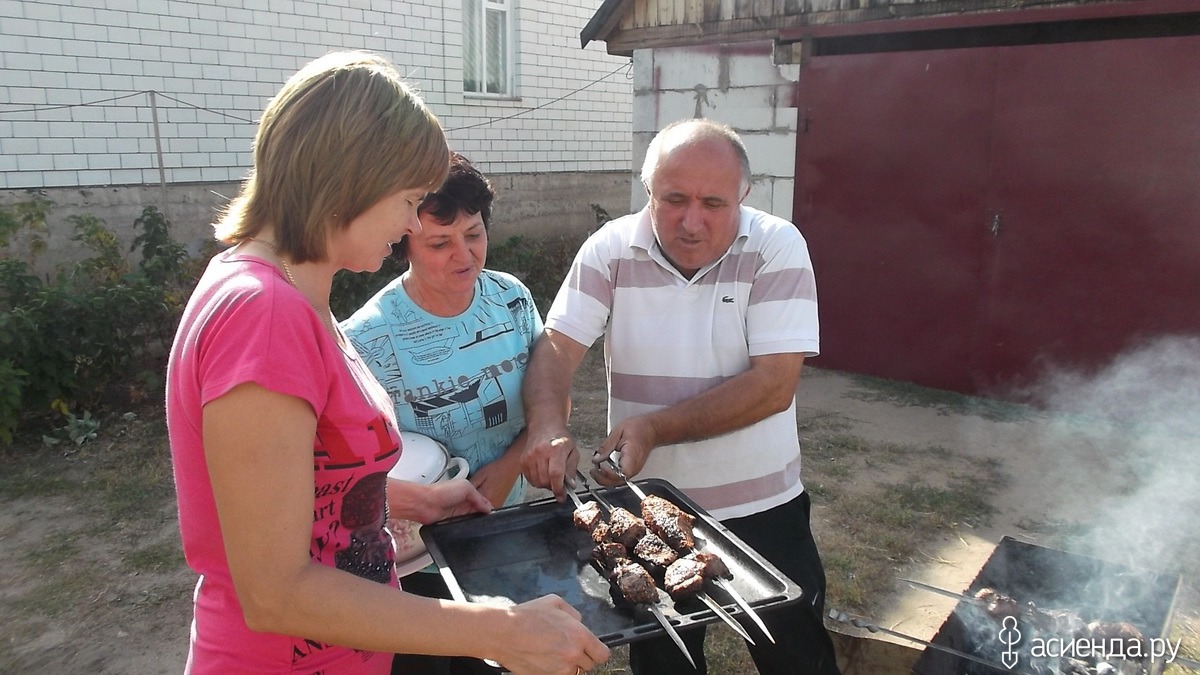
left=603, top=456, right=649, bottom=500
left=573, top=470, right=748, bottom=654
left=595, top=463, right=776, bottom=644
left=647, top=602, right=697, bottom=669
left=575, top=470, right=618, bottom=513
left=565, top=480, right=589, bottom=512
left=827, top=608, right=1039, bottom=675
left=711, top=577, right=775, bottom=644
left=696, top=591, right=755, bottom=644
left=900, top=577, right=992, bottom=610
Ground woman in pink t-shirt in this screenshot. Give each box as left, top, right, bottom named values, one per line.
left=166, top=50, right=608, bottom=675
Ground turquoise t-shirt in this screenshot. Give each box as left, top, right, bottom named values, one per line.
left=341, top=269, right=542, bottom=508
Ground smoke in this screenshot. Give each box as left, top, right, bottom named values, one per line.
left=1025, top=334, right=1200, bottom=577
left=921, top=336, right=1200, bottom=673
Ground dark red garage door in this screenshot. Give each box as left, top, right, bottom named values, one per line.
left=794, top=22, right=1200, bottom=396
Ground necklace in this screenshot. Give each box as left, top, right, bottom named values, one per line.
left=246, top=236, right=344, bottom=347
left=246, top=236, right=298, bottom=286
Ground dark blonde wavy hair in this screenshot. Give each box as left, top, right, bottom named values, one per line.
left=216, top=51, right=450, bottom=263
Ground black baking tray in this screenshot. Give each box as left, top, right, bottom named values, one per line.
left=419, top=478, right=804, bottom=646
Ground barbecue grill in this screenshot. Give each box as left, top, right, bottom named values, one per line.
left=911, top=537, right=1182, bottom=675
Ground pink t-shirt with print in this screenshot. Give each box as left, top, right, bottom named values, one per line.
left=167, top=250, right=400, bottom=674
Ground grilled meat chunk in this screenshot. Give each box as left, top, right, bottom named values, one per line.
left=1032, top=607, right=1086, bottom=636
left=1084, top=620, right=1144, bottom=643
left=573, top=500, right=603, bottom=532
left=586, top=493, right=735, bottom=610
left=633, top=532, right=679, bottom=571
left=589, top=520, right=611, bottom=544
left=663, top=556, right=707, bottom=600
left=573, top=500, right=613, bottom=544
left=608, top=507, right=647, bottom=549
left=641, top=494, right=695, bottom=551
left=592, top=542, right=630, bottom=571
left=972, top=587, right=1149, bottom=668
left=974, top=587, right=1022, bottom=619
left=687, top=550, right=732, bottom=580
left=592, top=543, right=660, bottom=606
left=611, top=561, right=659, bottom=605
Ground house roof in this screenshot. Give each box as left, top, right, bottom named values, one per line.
left=580, top=0, right=628, bottom=49
left=580, top=0, right=1198, bottom=56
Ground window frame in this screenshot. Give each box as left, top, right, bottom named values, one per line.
left=462, top=0, right=516, bottom=98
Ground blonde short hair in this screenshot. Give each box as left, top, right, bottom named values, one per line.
left=216, top=51, right=450, bottom=263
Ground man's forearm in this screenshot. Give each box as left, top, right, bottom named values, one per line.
left=642, top=353, right=804, bottom=447
left=522, top=330, right=587, bottom=436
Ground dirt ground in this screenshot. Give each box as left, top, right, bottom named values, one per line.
left=2, top=340, right=1197, bottom=673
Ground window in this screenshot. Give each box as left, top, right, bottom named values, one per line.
left=463, top=0, right=512, bottom=95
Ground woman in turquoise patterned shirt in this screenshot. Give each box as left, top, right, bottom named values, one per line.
left=342, top=153, right=543, bottom=675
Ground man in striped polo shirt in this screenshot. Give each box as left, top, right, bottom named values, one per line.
left=521, top=118, right=839, bottom=674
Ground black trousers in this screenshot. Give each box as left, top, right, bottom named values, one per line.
left=628, top=492, right=841, bottom=674
left=390, top=571, right=501, bottom=675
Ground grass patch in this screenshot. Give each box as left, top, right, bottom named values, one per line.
left=591, top=624, right=759, bottom=675
left=845, top=373, right=1036, bottom=422
left=823, top=551, right=869, bottom=608
left=10, top=534, right=93, bottom=619
left=879, top=478, right=996, bottom=529
left=125, top=539, right=186, bottom=574
left=1013, top=516, right=1090, bottom=539
left=1165, top=604, right=1200, bottom=675
left=0, top=404, right=185, bottom=645
left=804, top=423, right=1008, bottom=616
left=0, top=458, right=78, bottom=499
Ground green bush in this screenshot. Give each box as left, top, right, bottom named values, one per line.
left=0, top=359, right=24, bottom=445
left=0, top=201, right=201, bottom=445
left=326, top=229, right=589, bottom=322
left=487, top=233, right=588, bottom=314
left=330, top=255, right=407, bottom=320
left=330, top=214, right=600, bottom=320
left=0, top=195, right=603, bottom=445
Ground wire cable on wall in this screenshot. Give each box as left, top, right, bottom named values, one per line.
left=0, top=90, right=254, bottom=123
left=0, top=59, right=632, bottom=131
left=445, top=58, right=632, bottom=132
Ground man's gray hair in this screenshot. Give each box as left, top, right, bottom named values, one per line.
left=640, top=118, right=752, bottom=190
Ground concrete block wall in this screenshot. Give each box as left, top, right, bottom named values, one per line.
left=0, top=0, right=633, bottom=189
left=629, top=41, right=799, bottom=221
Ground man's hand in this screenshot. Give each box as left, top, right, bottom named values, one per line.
left=521, top=433, right=580, bottom=501
left=521, top=329, right=591, bottom=502
left=590, top=415, right=657, bottom=486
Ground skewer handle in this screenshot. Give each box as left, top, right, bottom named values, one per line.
left=575, top=470, right=618, bottom=513
left=604, top=457, right=648, bottom=500
left=828, top=608, right=1039, bottom=675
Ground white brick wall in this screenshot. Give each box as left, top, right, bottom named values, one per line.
left=629, top=42, right=799, bottom=219
left=0, top=0, right=633, bottom=189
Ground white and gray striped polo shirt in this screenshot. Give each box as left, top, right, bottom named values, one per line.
left=546, top=205, right=820, bottom=520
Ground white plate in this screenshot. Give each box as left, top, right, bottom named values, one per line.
left=396, top=551, right=433, bottom=577
left=386, top=432, right=468, bottom=578
left=389, top=518, right=432, bottom=577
